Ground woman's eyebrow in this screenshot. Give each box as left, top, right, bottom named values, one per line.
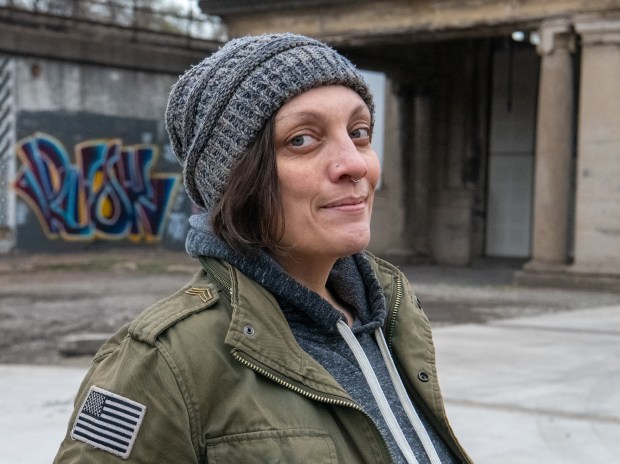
left=276, top=105, right=370, bottom=124
left=350, top=103, right=371, bottom=118
left=275, top=111, right=326, bottom=124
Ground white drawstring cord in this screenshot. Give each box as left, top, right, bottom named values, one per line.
left=375, top=328, right=443, bottom=464
left=336, top=320, right=421, bottom=464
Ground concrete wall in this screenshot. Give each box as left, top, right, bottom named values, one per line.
left=4, top=56, right=194, bottom=251
left=364, top=42, right=490, bottom=265
left=0, top=5, right=221, bottom=252
left=0, top=8, right=218, bottom=252
left=212, top=0, right=620, bottom=42
left=16, top=59, right=176, bottom=120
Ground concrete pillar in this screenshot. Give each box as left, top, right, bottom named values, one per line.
left=572, top=18, right=620, bottom=272
left=0, top=55, right=16, bottom=253
left=411, top=94, right=433, bottom=257
left=369, top=78, right=408, bottom=261
left=528, top=19, right=575, bottom=268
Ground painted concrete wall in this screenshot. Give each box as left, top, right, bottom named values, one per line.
left=0, top=8, right=218, bottom=253
left=7, top=57, right=193, bottom=251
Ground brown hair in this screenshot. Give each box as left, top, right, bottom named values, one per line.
left=211, top=116, right=285, bottom=254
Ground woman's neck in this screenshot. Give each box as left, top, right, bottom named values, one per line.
left=274, top=252, right=354, bottom=327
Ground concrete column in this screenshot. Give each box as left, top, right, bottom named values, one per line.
left=572, top=18, right=620, bottom=272
left=368, top=78, right=408, bottom=260
left=528, top=19, right=575, bottom=267
left=411, top=94, right=433, bottom=257
left=0, top=55, right=16, bottom=253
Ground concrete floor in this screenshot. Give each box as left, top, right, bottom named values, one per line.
left=1, top=304, right=619, bottom=463
left=435, top=305, right=620, bottom=464
left=1, top=250, right=619, bottom=462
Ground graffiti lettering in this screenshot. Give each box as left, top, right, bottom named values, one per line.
left=12, top=132, right=179, bottom=242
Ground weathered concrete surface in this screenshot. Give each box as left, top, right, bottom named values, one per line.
left=529, top=19, right=575, bottom=266
left=208, top=0, right=620, bottom=43
left=0, top=7, right=218, bottom=74
left=368, top=80, right=408, bottom=260
left=0, top=249, right=196, bottom=364
left=15, top=58, right=179, bottom=120
left=573, top=18, right=620, bottom=271
left=0, top=364, right=88, bottom=464
left=1, top=283, right=619, bottom=463
left=436, top=305, right=620, bottom=464
left=2, top=250, right=620, bottom=363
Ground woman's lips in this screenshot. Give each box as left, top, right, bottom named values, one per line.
left=321, top=196, right=367, bottom=211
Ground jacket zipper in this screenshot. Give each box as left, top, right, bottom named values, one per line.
left=232, top=350, right=358, bottom=408
left=231, top=350, right=394, bottom=462
left=385, top=274, right=403, bottom=351
left=382, top=274, right=470, bottom=463
left=199, top=256, right=232, bottom=299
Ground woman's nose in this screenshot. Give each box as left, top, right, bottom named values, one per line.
left=328, top=136, right=368, bottom=183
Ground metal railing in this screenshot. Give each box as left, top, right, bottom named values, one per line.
left=0, top=0, right=226, bottom=41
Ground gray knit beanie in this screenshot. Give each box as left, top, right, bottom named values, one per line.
left=165, top=33, right=374, bottom=213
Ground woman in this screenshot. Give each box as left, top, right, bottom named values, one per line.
left=54, top=33, right=471, bottom=464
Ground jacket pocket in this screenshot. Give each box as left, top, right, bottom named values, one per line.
left=206, top=428, right=338, bottom=463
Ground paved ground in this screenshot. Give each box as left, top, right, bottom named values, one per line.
left=1, top=249, right=619, bottom=463
left=435, top=305, right=620, bottom=464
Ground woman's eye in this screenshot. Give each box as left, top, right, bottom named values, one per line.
left=351, top=128, right=370, bottom=139
left=289, top=134, right=313, bottom=147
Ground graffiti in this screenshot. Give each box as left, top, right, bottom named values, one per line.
left=12, top=132, right=180, bottom=242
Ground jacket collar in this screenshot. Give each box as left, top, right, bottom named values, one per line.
left=202, top=257, right=350, bottom=398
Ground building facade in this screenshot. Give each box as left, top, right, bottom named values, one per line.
left=199, top=0, right=620, bottom=289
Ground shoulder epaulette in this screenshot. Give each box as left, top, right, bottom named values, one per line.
left=129, top=270, right=219, bottom=345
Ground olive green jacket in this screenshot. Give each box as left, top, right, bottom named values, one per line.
left=54, top=254, right=472, bottom=463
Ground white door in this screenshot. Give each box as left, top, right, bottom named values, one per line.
left=485, top=45, right=538, bottom=258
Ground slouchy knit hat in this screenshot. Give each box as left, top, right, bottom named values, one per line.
left=165, top=33, right=374, bottom=213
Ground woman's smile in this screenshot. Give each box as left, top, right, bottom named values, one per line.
left=320, top=195, right=368, bottom=211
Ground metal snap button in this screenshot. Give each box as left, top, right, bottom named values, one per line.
left=243, top=325, right=256, bottom=336
left=418, top=371, right=430, bottom=382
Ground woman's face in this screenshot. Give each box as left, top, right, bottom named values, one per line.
left=274, top=85, right=380, bottom=261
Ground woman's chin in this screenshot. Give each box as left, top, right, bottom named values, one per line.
left=332, top=231, right=371, bottom=257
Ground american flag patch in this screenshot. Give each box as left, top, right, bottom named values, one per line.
left=71, top=386, right=146, bottom=459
